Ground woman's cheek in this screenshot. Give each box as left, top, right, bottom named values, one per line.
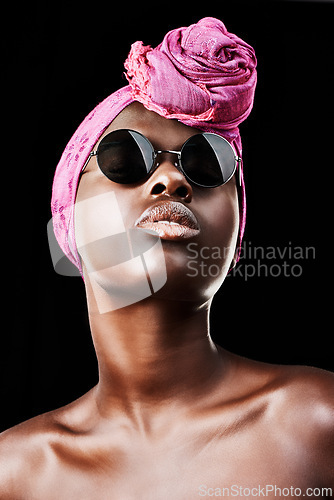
left=197, top=183, right=239, bottom=261
left=74, top=189, right=168, bottom=314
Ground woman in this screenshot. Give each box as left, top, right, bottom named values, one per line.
left=1, top=17, right=333, bottom=499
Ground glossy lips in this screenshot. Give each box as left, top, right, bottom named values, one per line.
left=135, top=201, right=200, bottom=240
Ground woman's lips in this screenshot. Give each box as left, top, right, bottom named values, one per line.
left=135, top=201, right=200, bottom=241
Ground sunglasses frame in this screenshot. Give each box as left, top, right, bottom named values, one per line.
left=82, top=129, right=242, bottom=188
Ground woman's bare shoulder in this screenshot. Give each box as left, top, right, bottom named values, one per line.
left=273, top=363, right=334, bottom=484
left=275, top=363, right=334, bottom=440
left=0, top=412, right=55, bottom=498
left=233, top=352, right=334, bottom=425
left=227, top=349, right=334, bottom=400
left=0, top=388, right=97, bottom=498
left=228, top=352, right=334, bottom=482
left=260, top=360, right=334, bottom=424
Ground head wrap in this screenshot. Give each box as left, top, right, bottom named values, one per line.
left=51, top=17, right=257, bottom=275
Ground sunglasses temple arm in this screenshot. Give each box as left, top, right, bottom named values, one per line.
left=236, top=157, right=242, bottom=187
left=81, top=151, right=97, bottom=173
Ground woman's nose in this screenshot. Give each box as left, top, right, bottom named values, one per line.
left=146, top=156, right=193, bottom=202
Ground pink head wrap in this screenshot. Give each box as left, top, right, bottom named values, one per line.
left=51, top=17, right=257, bottom=275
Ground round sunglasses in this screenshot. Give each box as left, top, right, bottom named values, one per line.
left=82, top=129, right=241, bottom=188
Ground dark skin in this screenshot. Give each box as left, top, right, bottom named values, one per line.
left=0, top=103, right=333, bottom=499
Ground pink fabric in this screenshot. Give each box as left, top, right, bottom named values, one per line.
left=124, top=17, right=257, bottom=133
left=51, top=17, right=257, bottom=275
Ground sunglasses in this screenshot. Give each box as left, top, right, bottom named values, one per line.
left=82, top=129, right=241, bottom=188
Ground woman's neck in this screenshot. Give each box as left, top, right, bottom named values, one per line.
left=86, top=286, right=227, bottom=423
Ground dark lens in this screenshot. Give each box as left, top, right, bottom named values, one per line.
left=96, top=129, right=154, bottom=184
left=181, top=133, right=236, bottom=187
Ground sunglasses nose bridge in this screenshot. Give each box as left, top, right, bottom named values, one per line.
left=149, top=151, right=193, bottom=200
left=154, top=150, right=181, bottom=169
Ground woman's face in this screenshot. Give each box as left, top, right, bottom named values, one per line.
left=75, top=102, right=239, bottom=311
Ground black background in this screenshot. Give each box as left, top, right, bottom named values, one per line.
left=1, top=0, right=333, bottom=431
